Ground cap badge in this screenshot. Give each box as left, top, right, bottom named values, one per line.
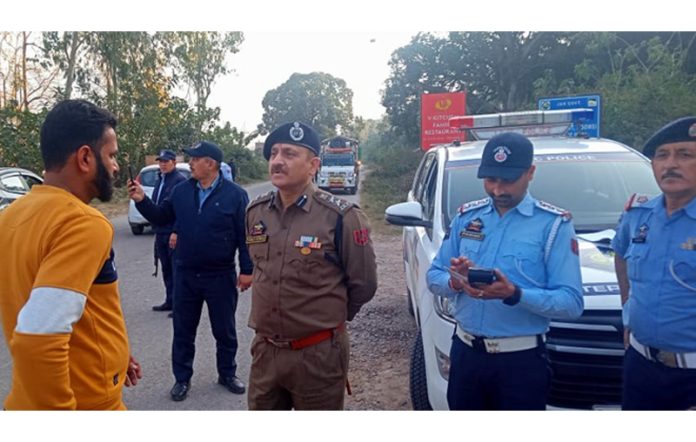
left=160, top=150, right=166, bottom=156
left=493, top=146, right=510, bottom=163
left=290, top=122, right=304, bottom=142
left=689, top=123, right=696, bottom=138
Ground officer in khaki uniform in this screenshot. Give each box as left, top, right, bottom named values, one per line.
left=246, top=121, right=377, bottom=410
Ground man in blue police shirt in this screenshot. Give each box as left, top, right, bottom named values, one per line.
left=128, top=141, right=253, bottom=402
left=150, top=149, right=187, bottom=313
left=427, top=132, right=584, bottom=410
left=613, top=116, right=696, bottom=410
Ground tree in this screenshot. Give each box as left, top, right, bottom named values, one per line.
left=42, top=32, right=91, bottom=100
left=259, top=72, right=354, bottom=138
left=167, top=32, right=244, bottom=111
left=533, top=33, right=696, bottom=150
left=0, top=32, right=57, bottom=111
left=382, top=32, right=578, bottom=145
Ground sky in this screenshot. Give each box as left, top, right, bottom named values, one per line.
left=206, top=32, right=416, bottom=133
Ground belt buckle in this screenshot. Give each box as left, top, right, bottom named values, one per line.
left=656, top=351, right=678, bottom=368
left=484, top=339, right=501, bottom=354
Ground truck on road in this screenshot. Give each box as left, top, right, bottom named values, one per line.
left=317, top=136, right=360, bottom=194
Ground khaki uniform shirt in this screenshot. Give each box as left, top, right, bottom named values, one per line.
left=246, top=184, right=377, bottom=340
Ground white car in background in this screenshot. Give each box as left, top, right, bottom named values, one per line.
left=0, top=167, right=43, bottom=211
left=385, top=109, right=660, bottom=410
left=128, top=163, right=190, bottom=235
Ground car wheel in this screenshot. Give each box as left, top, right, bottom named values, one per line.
left=410, top=333, right=433, bottom=410
left=407, top=288, right=415, bottom=318
left=130, top=224, right=145, bottom=235
left=349, top=186, right=357, bottom=195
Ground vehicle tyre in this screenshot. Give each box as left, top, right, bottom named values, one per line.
left=349, top=186, right=357, bottom=195
left=410, top=333, right=433, bottom=410
left=407, top=289, right=415, bottom=317
left=130, top=224, right=145, bottom=235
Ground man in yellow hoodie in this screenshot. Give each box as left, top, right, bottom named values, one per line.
left=0, top=99, right=141, bottom=410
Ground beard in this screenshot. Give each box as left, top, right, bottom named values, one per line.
left=94, top=155, right=114, bottom=202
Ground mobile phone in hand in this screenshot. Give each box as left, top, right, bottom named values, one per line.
left=468, top=267, right=497, bottom=286
left=128, top=165, right=134, bottom=183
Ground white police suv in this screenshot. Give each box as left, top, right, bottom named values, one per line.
left=385, top=109, right=660, bottom=410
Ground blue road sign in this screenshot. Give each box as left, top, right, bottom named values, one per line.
left=538, top=94, right=601, bottom=137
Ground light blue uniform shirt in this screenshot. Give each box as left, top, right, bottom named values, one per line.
left=427, top=193, right=584, bottom=338
left=197, top=173, right=221, bottom=211
left=612, top=194, right=696, bottom=353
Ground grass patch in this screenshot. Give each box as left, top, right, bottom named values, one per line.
left=91, top=186, right=130, bottom=219
left=361, top=148, right=423, bottom=235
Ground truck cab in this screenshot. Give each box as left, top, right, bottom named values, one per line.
left=317, top=136, right=360, bottom=194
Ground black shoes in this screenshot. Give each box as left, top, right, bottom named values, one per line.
left=218, top=375, right=246, bottom=394
left=170, top=381, right=190, bottom=401
left=153, top=303, right=172, bottom=312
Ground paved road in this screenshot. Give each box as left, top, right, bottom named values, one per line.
left=0, top=180, right=361, bottom=410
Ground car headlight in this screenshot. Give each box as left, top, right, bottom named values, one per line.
left=435, top=345, right=451, bottom=381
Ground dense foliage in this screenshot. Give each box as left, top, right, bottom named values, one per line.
left=0, top=31, right=267, bottom=184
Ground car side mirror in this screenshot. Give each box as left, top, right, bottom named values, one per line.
left=385, top=201, right=433, bottom=228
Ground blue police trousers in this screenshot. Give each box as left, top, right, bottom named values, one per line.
left=172, top=269, right=239, bottom=382
left=447, top=334, right=551, bottom=410
left=155, top=233, right=175, bottom=306
left=622, top=346, right=696, bottom=410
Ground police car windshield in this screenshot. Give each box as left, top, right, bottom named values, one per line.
left=444, top=152, right=661, bottom=232
left=321, top=154, right=354, bottom=166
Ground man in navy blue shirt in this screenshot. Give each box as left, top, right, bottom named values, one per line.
left=613, top=117, right=696, bottom=410
left=128, top=141, right=252, bottom=402
left=150, top=149, right=187, bottom=313
left=427, top=132, right=583, bottom=410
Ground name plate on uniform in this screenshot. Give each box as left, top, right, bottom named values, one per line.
left=460, top=230, right=485, bottom=241
left=246, top=234, right=268, bottom=244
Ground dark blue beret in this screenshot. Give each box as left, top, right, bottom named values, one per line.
left=642, top=116, right=696, bottom=158
left=156, top=149, right=176, bottom=161
left=263, top=121, right=321, bottom=161
left=183, top=141, right=223, bottom=163
left=477, top=132, right=534, bottom=181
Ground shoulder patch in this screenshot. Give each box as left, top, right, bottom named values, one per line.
left=458, top=198, right=491, bottom=215
left=247, top=190, right=274, bottom=210
left=314, top=190, right=354, bottom=214
left=624, top=193, right=651, bottom=211
left=535, top=200, right=572, bottom=221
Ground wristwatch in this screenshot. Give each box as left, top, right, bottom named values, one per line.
left=503, top=285, right=522, bottom=306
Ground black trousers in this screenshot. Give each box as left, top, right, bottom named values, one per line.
left=622, top=346, right=696, bottom=410
left=155, top=233, right=175, bottom=306
left=172, top=269, right=239, bottom=382
left=447, top=334, right=550, bottom=410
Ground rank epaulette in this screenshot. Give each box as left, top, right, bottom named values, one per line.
left=458, top=198, right=490, bottom=215
left=247, top=190, right=274, bottom=210
left=535, top=200, right=572, bottom=221
left=314, top=190, right=355, bottom=214
left=624, top=193, right=652, bottom=211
